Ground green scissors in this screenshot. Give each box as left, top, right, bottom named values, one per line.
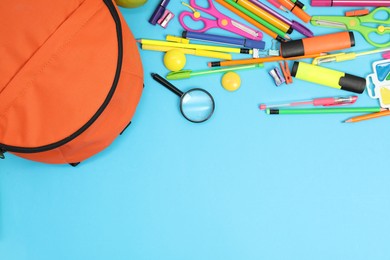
left=311, top=7, right=390, bottom=48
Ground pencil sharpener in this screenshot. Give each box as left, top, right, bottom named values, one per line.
left=157, top=9, right=174, bottom=29
left=269, top=67, right=285, bottom=86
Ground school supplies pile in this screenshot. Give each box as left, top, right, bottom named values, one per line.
left=136, top=1, right=390, bottom=124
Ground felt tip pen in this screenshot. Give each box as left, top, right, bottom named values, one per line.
left=259, top=96, right=358, bottom=110
left=149, top=0, right=170, bottom=25
left=311, top=0, right=390, bottom=7
left=182, top=31, right=266, bottom=50
left=249, top=0, right=313, bottom=37
left=277, top=0, right=311, bottom=23
left=266, top=107, right=385, bottom=115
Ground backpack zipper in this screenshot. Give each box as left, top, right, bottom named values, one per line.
left=0, top=0, right=123, bottom=155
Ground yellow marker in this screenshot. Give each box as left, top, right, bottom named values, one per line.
left=141, top=44, right=232, bottom=60
left=137, top=39, right=253, bottom=55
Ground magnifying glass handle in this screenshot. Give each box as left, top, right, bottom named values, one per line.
left=151, top=73, right=183, bottom=97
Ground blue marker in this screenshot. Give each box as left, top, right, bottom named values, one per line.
left=182, top=31, right=266, bottom=50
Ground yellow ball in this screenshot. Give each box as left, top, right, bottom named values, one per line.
left=164, top=50, right=186, bottom=72
left=221, top=72, right=241, bottom=92
left=115, top=0, right=147, bottom=8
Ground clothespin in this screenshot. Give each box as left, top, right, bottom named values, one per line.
left=279, top=61, right=293, bottom=84
left=345, top=9, right=370, bottom=17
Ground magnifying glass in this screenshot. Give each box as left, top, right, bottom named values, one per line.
left=151, top=73, right=215, bottom=123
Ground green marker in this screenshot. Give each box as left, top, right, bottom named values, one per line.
left=224, top=0, right=289, bottom=40
left=166, top=64, right=263, bottom=80
left=267, top=107, right=384, bottom=115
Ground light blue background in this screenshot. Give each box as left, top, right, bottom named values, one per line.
left=1, top=1, right=390, bottom=259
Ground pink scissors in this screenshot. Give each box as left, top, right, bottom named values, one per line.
left=179, top=0, right=263, bottom=41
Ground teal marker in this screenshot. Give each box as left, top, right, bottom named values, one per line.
left=166, top=64, right=263, bottom=80
left=267, top=107, right=384, bottom=114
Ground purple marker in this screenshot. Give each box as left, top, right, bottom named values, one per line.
left=149, top=0, right=170, bottom=25
left=248, top=0, right=314, bottom=37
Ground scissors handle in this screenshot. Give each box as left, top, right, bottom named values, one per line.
left=359, top=7, right=390, bottom=25
left=179, top=11, right=217, bottom=33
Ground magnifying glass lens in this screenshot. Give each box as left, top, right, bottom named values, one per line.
left=181, top=89, right=215, bottom=123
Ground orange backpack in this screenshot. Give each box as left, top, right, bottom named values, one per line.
left=0, top=0, right=143, bottom=165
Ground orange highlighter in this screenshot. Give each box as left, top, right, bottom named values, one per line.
left=277, top=0, right=311, bottom=23
left=280, top=32, right=355, bottom=58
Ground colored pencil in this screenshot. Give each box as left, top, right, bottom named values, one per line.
left=344, top=109, right=390, bottom=123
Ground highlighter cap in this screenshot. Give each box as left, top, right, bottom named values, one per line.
left=311, top=0, right=332, bottom=6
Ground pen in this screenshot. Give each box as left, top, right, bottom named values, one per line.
left=344, top=109, right=390, bottom=123
left=166, top=64, right=263, bottom=80
left=249, top=0, right=313, bottom=37
left=311, top=0, right=390, bottom=7
left=312, top=47, right=390, bottom=65
left=141, top=44, right=233, bottom=60
left=137, top=39, right=253, bottom=54
left=266, top=107, right=385, bottom=115
left=259, top=95, right=358, bottom=110
left=182, top=31, right=266, bottom=50
left=208, top=53, right=324, bottom=67
left=149, top=0, right=170, bottom=25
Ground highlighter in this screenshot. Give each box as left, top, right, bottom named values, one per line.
left=291, top=62, right=366, bottom=94
left=280, top=32, right=355, bottom=58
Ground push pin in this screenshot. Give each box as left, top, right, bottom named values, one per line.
left=269, top=67, right=285, bottom=86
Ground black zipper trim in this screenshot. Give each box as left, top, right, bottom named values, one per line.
left=0, top=0, right=123, bottom=154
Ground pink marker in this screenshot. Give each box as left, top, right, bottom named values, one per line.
left=383, top=51, right=390, bottom=59
left=259, top=96, right=358, bottom=110
left=311, top=0, right=390, bottom=6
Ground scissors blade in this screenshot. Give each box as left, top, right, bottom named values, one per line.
left=231, top=20, right=259, bottom=38
left=311, top=19, right=348, bottom=29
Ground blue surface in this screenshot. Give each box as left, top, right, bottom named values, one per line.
left=1, top=1, right=390, bottom=259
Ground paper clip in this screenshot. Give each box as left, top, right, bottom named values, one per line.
left=279, top=61, right=293, bottom=84
left=269, top=67, right=285, bottom=86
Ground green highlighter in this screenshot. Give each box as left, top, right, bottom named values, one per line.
left=166, top=64, right=263, bottom=80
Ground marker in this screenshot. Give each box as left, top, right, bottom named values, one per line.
left=277, top=0, right=311, bottom=23
left=280, top=32, right=355, bottom=58
left=215, top=0, right=286, bottom=42
left=137, top=39, right=252, bottom=54
left=344, top=109, right=390, bottom=123
left=291, top=61, right=366, bottom=94
left=149, top=0, right=170, bottom=25
left=182, top=31, right=266, bottom=50
left=166, top=64, right=263, bottom=80
left=141, top=44, right=233, bottom=60
left=234, top=0, right=293, bottom=34
left=259, top=95, right=358, bottom=110
left=249, top=0, right=313, bottom=37
left=267, top=107, right=385, bottom=115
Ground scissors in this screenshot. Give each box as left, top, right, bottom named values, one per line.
left=311, top=7, right=390, bottom=48
left=179, top=0, right=263, bottom=41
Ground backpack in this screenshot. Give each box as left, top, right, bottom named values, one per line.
left=0, top=0, right=144, bottom=165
